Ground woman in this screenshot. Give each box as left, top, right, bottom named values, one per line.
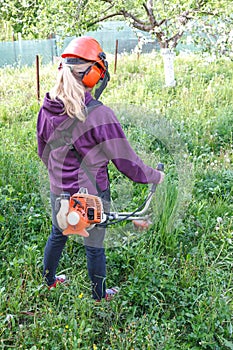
left=37, top=36, right=164, bottom=301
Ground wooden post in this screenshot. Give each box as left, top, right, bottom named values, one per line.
left=36, top=55, right=40, bottom=102
left=12, top=31, right=17, bottom=63
left=114, top=39, right=118, bottom=74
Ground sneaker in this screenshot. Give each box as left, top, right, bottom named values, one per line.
left=105, top=287, right=119, bottom=301
left=48, top=274, right=67, bottom=289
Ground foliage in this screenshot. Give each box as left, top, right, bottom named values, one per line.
left=0, top=52, right=233, bottom=349
left=1, top=0, right=233, bottom=58
left=0, top=0, right=41, bottom=39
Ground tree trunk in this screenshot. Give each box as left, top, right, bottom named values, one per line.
left=160, top=48, right=176, bottom=87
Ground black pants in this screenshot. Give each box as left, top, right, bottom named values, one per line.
left=43, top=189, right=110, bottom=300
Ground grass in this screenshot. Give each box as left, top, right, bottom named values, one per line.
left=0, top=52, right=233, bottom=349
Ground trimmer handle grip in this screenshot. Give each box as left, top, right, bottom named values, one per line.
left=157, top=162, right=164, bottom=172
left=151, top=163, right=164, bottom=193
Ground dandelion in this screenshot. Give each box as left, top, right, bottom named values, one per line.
left=93, top=344, right=97, bottom=350
left=217, top=217, right=223, bottom=224
left=216, top=217, right=223, bottom=231
left=65, top=325, right=69, bottom=329
left=78, top=292, right=83, bottom=298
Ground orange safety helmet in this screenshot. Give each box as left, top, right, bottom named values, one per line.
left=61, top=36, right=110, bottom=96
left=62, top=36, right=106, bottom=70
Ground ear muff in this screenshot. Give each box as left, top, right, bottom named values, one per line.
left=82, top=64, right=103, bottom=88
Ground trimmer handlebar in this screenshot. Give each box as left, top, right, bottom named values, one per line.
left=107, top=163, right=164, bottom=222
left=151, top=162, right=164, bottom=193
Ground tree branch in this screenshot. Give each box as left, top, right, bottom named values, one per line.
left=168, top=31, right=184, bottom=48
left=98, top=0, right=159, bottom=29
left=85, top=11, right=123, bottom=28
left=158, top=19, right=168, bottom=26
left=120, top=9, right=151, bottom=27
left=143, top=0, right=158, bottom=26
left=86, top=8, right=155, bottom=32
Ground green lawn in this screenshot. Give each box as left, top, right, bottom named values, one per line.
left=0, top=52, right=232, bottom=349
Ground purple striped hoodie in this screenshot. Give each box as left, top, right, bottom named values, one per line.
left=37, top=92, right=161, bottom=195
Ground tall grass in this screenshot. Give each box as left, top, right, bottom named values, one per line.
left=0, top=52, right=232, bottom=349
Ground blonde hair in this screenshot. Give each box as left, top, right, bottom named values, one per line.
left=50, top=62, right=92, bottom=121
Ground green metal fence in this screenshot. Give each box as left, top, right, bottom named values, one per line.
left=0, top=21, right=160, bottom=68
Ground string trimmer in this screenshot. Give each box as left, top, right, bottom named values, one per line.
left=56, top=163, right=164, bottom=237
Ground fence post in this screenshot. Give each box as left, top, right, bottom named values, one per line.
left=36, top=55, right=40, bottom=102
left=12, top=31, right=17, bottom=64
left=114, top=39, right=118, bottom=74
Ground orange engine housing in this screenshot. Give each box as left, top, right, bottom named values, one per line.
left=62, top=193, right=103, bottom=237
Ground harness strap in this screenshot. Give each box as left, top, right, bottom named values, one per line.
left=48, top=99, right=103, bottom=194
left=49, top=100, right=102, bottom=150
left=69, top=143, right=102, bottom=195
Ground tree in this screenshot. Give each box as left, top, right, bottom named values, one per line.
left=0, top=0, right=42, bottom=39
left=1, top=0, right=232, bottom=85
left=83, top=0, right=233, bottom=86
left=0, top=0, right=100, bottom=39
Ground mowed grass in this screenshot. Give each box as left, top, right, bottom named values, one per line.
left=0, top=52, right=232, bottom=349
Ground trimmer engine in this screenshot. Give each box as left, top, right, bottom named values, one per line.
left=56, top=189, right=106, bottom=237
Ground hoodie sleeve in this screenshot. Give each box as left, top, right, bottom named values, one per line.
left=36, top=108, right=51, bottom=167
left=95, top=108, right=162, bottom=184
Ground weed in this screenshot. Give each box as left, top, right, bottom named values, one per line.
left=0, top=53, right=232, bottom=349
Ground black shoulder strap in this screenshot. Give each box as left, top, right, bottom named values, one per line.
left=48, top=99, right=103, bottom=194
left=48, top=99, right=102, bottom=150
left=85, top=99, right=103, bottom=112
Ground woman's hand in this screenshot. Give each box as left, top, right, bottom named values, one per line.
left=157, top=170, right=165, bottom=184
